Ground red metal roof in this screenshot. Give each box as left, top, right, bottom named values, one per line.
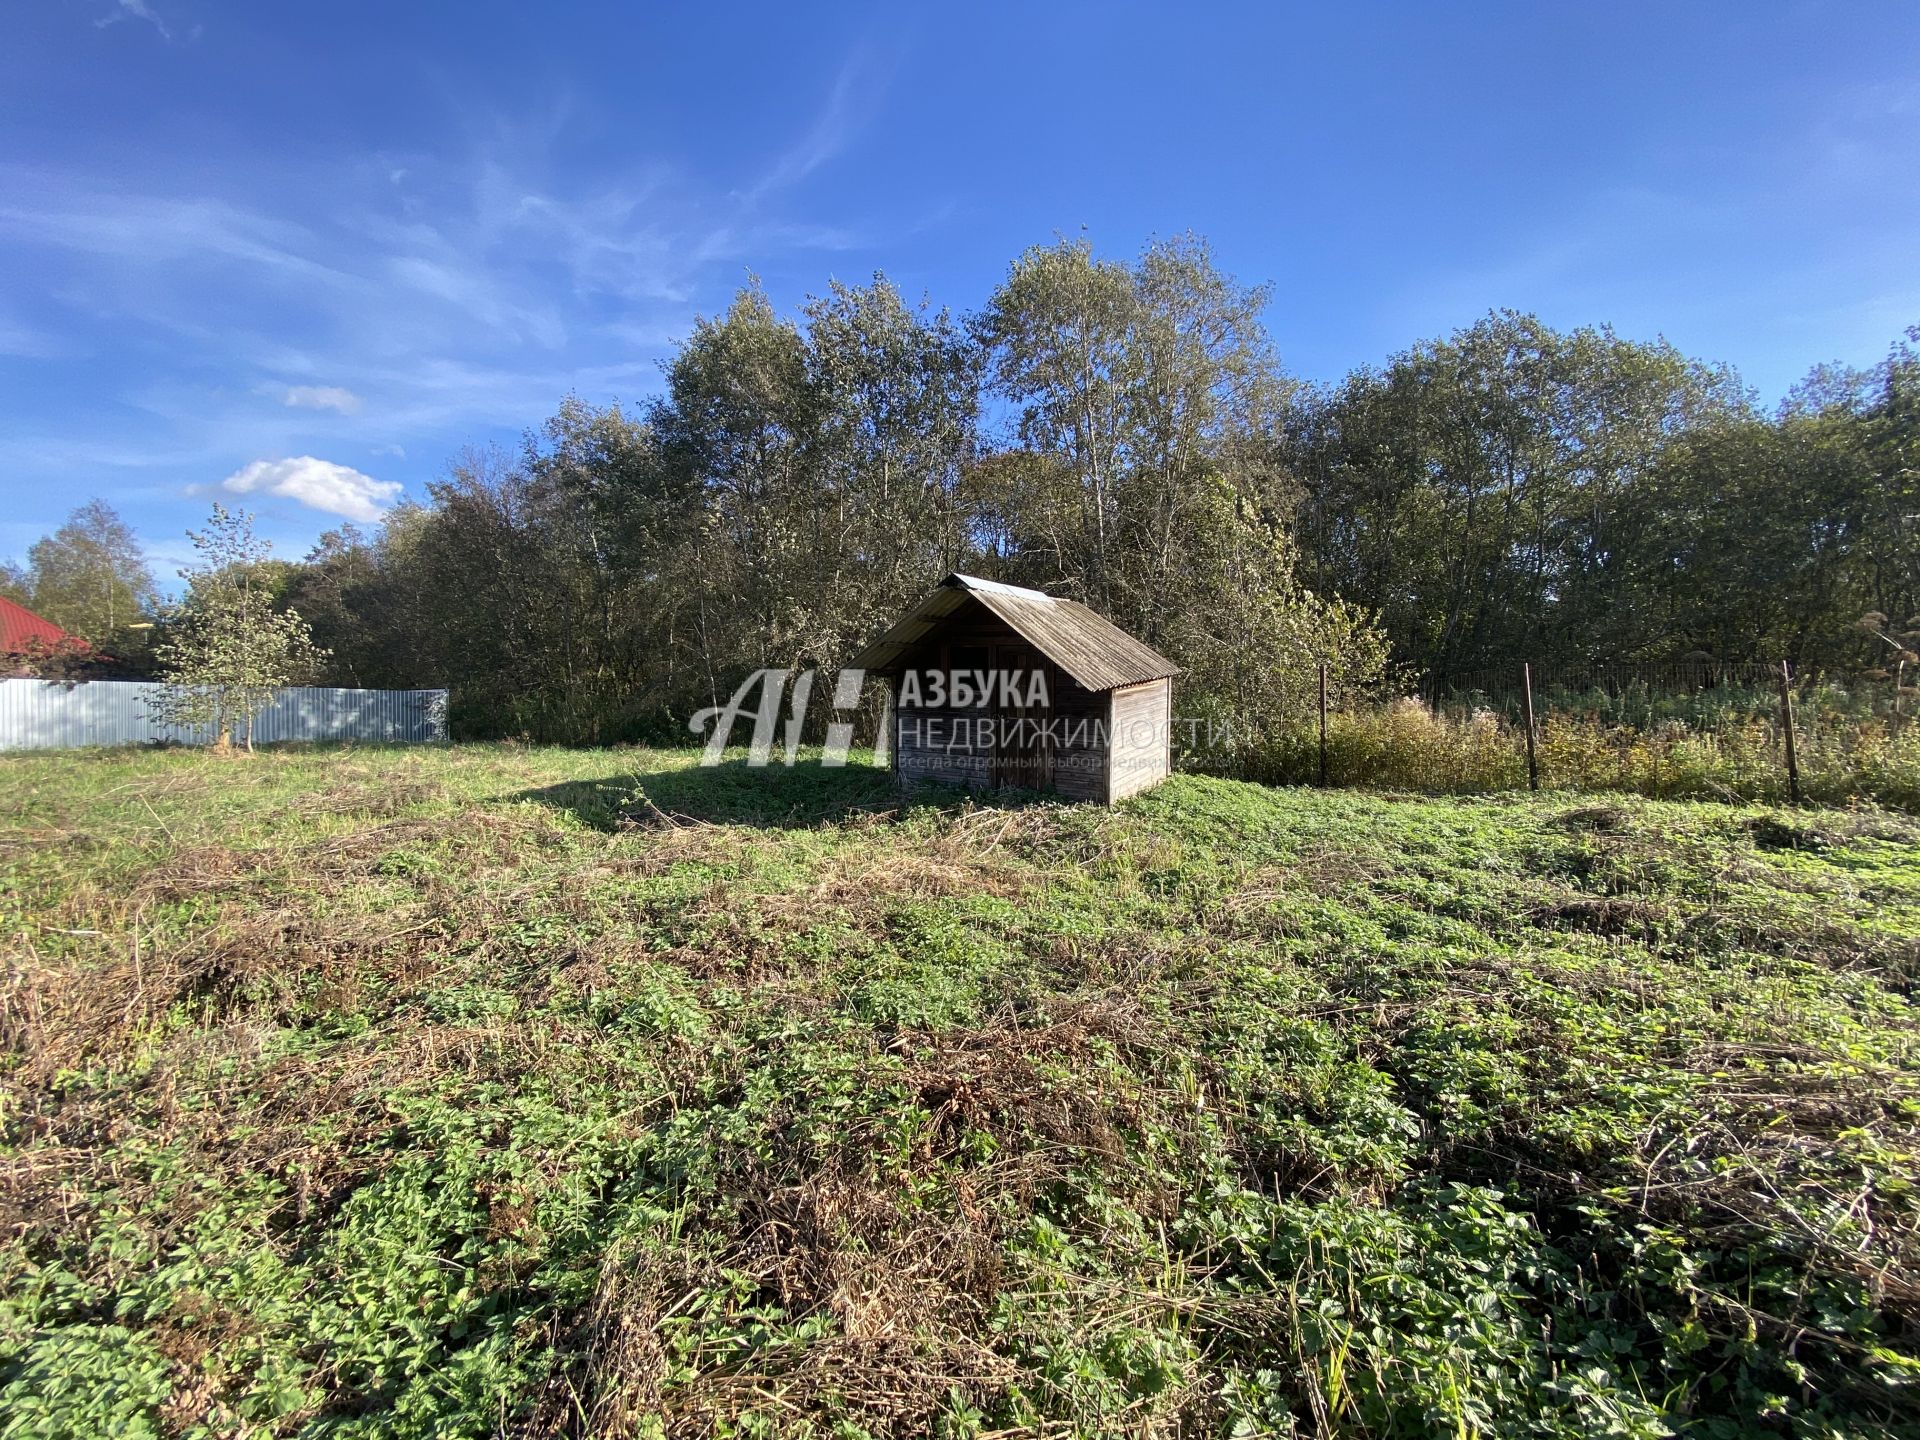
left=0, top=595, right=80, bottom=654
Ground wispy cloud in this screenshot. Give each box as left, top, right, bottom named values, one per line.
left=219, top=456, right=401, bottom=522
left=742, top=47, right=888, bottom=205
left=1380, top=131, right=1920, bottom=401
left=0, top=60, right=914, bottom=551
left=95, top=0, right=171, bottom=41
left=0, top=174, right=350, bottom=285
left=0, top=318, right=66, bottom=360
left=1, top=131, right=882, bottom=411
left=283, top=385, right=362, bottom=414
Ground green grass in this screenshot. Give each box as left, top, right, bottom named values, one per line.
left=1235, top=701, right=1920, bottom=810
left=2, top=744, right=1918, bottom=1438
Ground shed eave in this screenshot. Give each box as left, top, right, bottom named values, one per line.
left=844, top=574, right=1180, bottom=692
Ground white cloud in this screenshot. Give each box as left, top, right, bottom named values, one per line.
left=0, top=318, right=65, bottom=359
left=742, top=47, right=886, bottom=204
left=220, top=456, right=401, bottom=522
left=282, top=384, right=362, bottom=414
left=95, top=0, right=171, bottom=40
left=0, top=174, right=349, bottom=284
left=0, top=75, right=908, bottom=529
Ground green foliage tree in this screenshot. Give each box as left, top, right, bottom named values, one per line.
left=1166, top=481, right=1389, bottom=758
left=804, top=275, right=981, bottom=642
left=149, top=505, right=327, bottom=751
left=1858, top=327, right=1920, bottom=634
left=651, top=283, right=824, bottom=702
left=975, top=238, right=1143, bottom=613
left=4, top=500, right=159, bottom=664
left=975, top=235, right=1368, bottom=751
left=270, top=233, right=1918, bottom=750
left=1291, top=312, right=1745, bottom=679
left=279, top=525, right=381, bottom=687
left=1614, top=333, right=1920, bottom=668
left=0, top=560, right=28, bottom=607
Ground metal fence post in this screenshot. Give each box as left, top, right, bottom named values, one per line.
left=1521, top=662, right=1539, bottom=792
left=1317, top=662, right=1329, bottom=787
left=1777, top=661, right=1801, bottom=804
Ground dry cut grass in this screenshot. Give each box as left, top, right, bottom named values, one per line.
left=1, top=742, right=1917, bottom=1438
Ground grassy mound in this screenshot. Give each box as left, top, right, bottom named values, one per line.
left=2, top=745, right=1917, bottom=1438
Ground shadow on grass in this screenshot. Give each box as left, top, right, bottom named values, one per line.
left=512, top=758, right=913, bottom=831
left=511, top=757, right=1072, bottom=831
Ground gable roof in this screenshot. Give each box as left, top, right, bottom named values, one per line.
left=846, top=573, right=1179, bottom=692
left=0, top=596, right=80, bottom=654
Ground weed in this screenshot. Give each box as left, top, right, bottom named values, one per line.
left=1, top=746, right=1917, bottom=1436
left=1227, top=700, right=1920, bottom=810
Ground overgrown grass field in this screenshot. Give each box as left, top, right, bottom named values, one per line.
left=2, top=745, right=1918, bottom=1438
left=1237, top=699, right=1920, bottom=810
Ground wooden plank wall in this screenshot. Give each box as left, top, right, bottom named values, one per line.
left=890, top=600, right=1111, bottom=800
left=891, top=606, right=1024, bottom=791
left=1107, top=678, right=1171, bottom=801
left=1048, top=670, right=1108, bottom=803
left=884, top=596, right=1171, bottom=803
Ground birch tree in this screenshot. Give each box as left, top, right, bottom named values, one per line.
left=149, top=505, right=326, bottom=750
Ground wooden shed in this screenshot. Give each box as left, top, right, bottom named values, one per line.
left=846, top=573, right=1179, bottom=804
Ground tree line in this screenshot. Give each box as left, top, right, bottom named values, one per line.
left=1291, top=313, right=1918, bottom=686
left=8, top=235, right=1916, bottom=751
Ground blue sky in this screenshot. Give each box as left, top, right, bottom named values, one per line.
left=4, top=2, right=1918, bottom=578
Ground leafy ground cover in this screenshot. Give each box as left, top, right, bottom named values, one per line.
left=2, top=744, right=1917, bottom=1438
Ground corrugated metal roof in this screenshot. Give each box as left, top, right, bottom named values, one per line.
left=846, top=573, right=1179, bottom=692
left=0, top=596, right=79, bottom=654
left=944, top=573, right=1051, bottom=601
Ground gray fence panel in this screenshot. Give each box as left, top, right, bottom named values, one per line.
left=0, top=680, right=449, bottom=751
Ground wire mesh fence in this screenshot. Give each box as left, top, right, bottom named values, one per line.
left=1428, top=659, right=1912, bottom=731
left=1231, top=657, right=1920, bottom=807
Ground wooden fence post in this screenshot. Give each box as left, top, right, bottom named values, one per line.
left=1777, top=660, right=1801, bottom=804
left=1317, top=662, right=1329, bottom=787
left=1521, top=661, right=1539, bottom=792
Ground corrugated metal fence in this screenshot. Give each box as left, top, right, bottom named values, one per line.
left=0, top=680, right=448, bottom=751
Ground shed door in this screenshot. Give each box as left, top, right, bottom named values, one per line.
left=991, top=644, right=1052, bottom=790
